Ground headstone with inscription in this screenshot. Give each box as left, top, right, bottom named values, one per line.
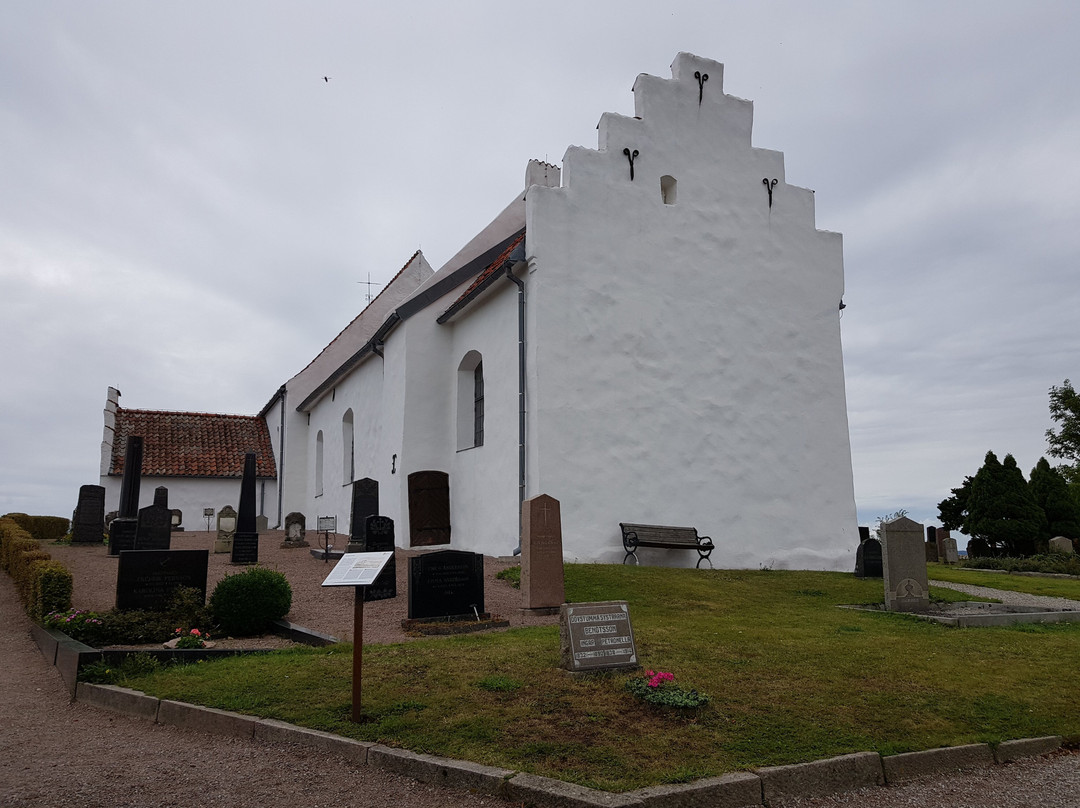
left=231, top=452, right=259, bottom=564
left=71, top=484, right=106, bottom=544
left=256, top=515, right=269, bottom=532
left=858, top=526, right=870, bottom=543
left=136, top=501, right=172, bottom=551
left=854, top=538, right=883, bottom=578
left=347, top=478, right=379, bottom=553
left=559, top=601, right=638, bottom=672
left=881, top=516, right=930, bottom=613
left=215, top=505, right=237, bottom=553
left=935, top=527, right=949, bottom=559
left=942, top=537, right=960, bottom=564
left=407, top=550, right=484, bottom=620
left=1049, top=536, right=1075, bottom=555
left=925, top=539, right=939, bottom=563
left=282, top=511, right=309, bottom=548
left=109, top=436, right=144, bottom=555
left=115, top=549, right=209, bottom=611
left=363, top=515, right=396, bottom=602
left=521, top=494, right=565, bottom=611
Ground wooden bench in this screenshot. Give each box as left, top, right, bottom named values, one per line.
left=620, top=523, right=714, bottom=568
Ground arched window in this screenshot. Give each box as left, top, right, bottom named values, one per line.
left=661, top=175, right=677, bottom=205
left=457, top=351, right=484, bottom=450
left=315, top=430, right=324, bottom=497
left=342, top=409, right=354, bottom=483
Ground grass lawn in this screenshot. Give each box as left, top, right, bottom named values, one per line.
left=111, top=565, right=1080, bottom=792
left=928, top=563, right=1080, bottom=601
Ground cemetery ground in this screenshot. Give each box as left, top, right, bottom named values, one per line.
left=51, top=540, right=1080, bottom=795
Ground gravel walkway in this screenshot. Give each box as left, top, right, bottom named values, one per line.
left=928, top=579, right=1080, bottom=611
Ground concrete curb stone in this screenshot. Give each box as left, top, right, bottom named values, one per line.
left=254, top=718, right=374, bottom=764
left=882, top=743, right=994, bottom=783
left=156, top=699, right=258, bottom=738
left=29, top=623, right=61, bottom=665
left=631, top=771, right=762, bottom=807
left=994, top=736, right=1063, bottom=764
left=367, top=745, right=514, bottom=796
left=76, top=683, right=160, bottom=721
left=757, top=751, right=884, bottom=803
left=505, top=772, right=645, bottom=807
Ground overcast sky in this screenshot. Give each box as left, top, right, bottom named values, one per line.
left=3, top=1, right=1078, bottom=540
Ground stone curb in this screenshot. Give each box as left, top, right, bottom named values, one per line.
left=76, top=683, right=160, bottom=721
left=757, top=751, right=883, bottom=803
left=156, top=699, right=258, bottom=738
left=631, top=771, right=762, bottom=807
left=504, top=772, right=644, bottom=807
left=367, top=745, right=514, bottom=796
left=29, top=623, right=61, bottom=665
left=881, top=743, right=994, bottom=783
left=994, top=736, right=1063, bottom=764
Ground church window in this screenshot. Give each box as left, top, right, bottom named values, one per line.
left=315, top=430, right=324, bottom=497
left=661, top=175, right=677, bottom=205
left=456, top=351, right=484, bottom=450
left=342, top=409, right=354, bottom=483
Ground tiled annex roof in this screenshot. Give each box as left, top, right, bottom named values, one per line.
left=109, top=408, right=276, bottom=479
left=436, top=229, right=526, bottom=324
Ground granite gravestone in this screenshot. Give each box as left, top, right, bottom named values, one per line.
left=559, top=601, right=638, bottom=672
left=408, top=550, right=484, bottom=620
left=281, top=511, right=309, bottom=548
left=942, top=537, right=960, bottom=564
left=109, top=436, right=143, bottom=555
left=363, top=515, right=396, bottom=602
left=521, top=494, right=565, bottom=611
left=347, top=478, right=379, bottom=553
left=855, top=538, right=883, bottom=578
left=71, top=484, right=106, bottom=544
left=231, top=452, right=259, bottom=565
left=215, top=505, right=237, bottom=553
left=858, top=526, right=871, bottom=543
left=256, top=515, right=269, bottom=532
left=881, top=516, right=930, bottom=613
left=136, top=501, right=173, bottom=550
left=1049, top=536, right=1075, bottom=555
left=170, top=509, right=183, bottom=531
left=116, top=549, right=209, bottom=611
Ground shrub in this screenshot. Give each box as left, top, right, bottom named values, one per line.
left=30, top=561, right=73, bottom=621
left=625, top=670, right=710, bottom=710
left=962, top=554, right=1080, bottom=576
left=1, top=513, right=69, bottom=543
left=209, top=567, right=292, bottom=636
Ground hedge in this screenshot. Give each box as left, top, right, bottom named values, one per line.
left=1, top=512, right=70, bottom=543
left=0, top=518, right=73, bottom=619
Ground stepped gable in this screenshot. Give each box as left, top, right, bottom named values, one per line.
left=109, top=408, right=276, bottom=479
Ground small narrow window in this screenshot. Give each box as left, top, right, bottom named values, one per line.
left=473, top=362, right=484, bottom=447
left=315, top=431, right=324, bottom=497
left=661, top=175, right=677, bottom=205
left=342, top=409, right=354, bottom=483
left=457, top=350, right=484, bottom=450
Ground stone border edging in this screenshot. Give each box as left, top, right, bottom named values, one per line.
left=70, top=681, right=1068, bottom=808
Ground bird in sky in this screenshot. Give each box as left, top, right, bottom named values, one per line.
left=322, top=76, right=331, bottom=83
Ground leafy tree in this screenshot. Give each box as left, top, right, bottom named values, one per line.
left=1029, top=457, right=1080, bottom=542
left=938, top=478, right=971, bottom=533
left=939, top=452, right=1043, bottom=555
left=1046, top=380, right=1080, bottom=499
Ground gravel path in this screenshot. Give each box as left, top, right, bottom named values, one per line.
left=4, top=536, right=1079, bottom=807
left=928, top=579, right=1080, bottom=611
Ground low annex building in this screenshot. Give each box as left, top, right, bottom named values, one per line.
left=100, top=53, right=859, bottom=570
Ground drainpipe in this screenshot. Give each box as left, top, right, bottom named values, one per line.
left=505, top=262, right=526, bottom=555
left=277, top=386, right=286, bottom=528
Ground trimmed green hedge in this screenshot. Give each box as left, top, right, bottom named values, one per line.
left=1, top=513, right=70, bottom=543
left=0, top=518, right=73, bottom=619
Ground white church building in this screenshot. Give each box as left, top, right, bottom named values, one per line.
left=102, top=53, right=859, bottom=570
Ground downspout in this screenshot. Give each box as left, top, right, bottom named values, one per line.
left=505, top=263, right=526, bottom=555
left=277, top=386, right=286, bottom=528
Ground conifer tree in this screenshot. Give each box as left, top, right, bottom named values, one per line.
left=1029, top=457, right=1080, bottom=542
left=941, top=451, right=1043, bottom=556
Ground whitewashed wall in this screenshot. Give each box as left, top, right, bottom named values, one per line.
left=100, top=475, right=270, bottom=530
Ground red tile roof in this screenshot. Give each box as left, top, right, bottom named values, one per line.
left=109, top=408, right=276, bottom=479
left=437, top=230, right=526, bottom=323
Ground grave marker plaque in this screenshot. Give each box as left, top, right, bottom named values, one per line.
left=881, top=516, right=930, bottom=613
left=521, top=494, right=565, bottom=610
left=363, top=515, right=396, bottom=602
left=115, top=549, right=209, bottom=611
left=855, top=538, right=883, bottom=578
left=407, top=550, right=484, bottom=619
left=110, top=436, right=143, bottom=555
left=215, top=505, right=237, bottom=553
left=71, top=484, right=106, bottom=544
left=347, top=478, right=379, bottom=553
left=559, top=601, right=638, bottom=672
left=942, top=537, right=960, bottom=564
left=231, top=452, right=259, bottom=565
left=137, top=501, right=173, bottom=550
left=282, top=511, right=309, bottom=548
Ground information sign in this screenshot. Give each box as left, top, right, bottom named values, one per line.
left=321, top=551, right=394, bottom=588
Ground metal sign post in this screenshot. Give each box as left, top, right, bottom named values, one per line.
left=321, top=551, right=393, bottom=721
left=203, top=507, right=214, bottom=532
left=317, top=516, right=337, bottom=563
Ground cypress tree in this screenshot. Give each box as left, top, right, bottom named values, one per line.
left=1030, top=457, right=1080, bottom=543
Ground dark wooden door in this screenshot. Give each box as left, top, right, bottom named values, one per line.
left=408, top=470, right=451, bottom=546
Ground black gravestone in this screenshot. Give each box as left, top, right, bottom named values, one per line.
left=231, top=452, right=259, bottom=565
left=855, top=538, right=883, bottom=579
left=71, top=484, right=106, bottom=544
left=363, top=515, right=396, bottom=602
left=347, top=478, right=379, bottom=552
left=153, top=485, right=168, bottom=508
left=110, top=437, right=144, bottom=555
left=408, top=550, right=484, bottom=619
left=137, top=502, right=173, bottom=550
left=115, top=549, right=209, bottom=611
left=858, top=525, right=870, bottom=543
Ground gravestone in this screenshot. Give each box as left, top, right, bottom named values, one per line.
left=1049, top=536, right=1075, bottom=555
left=256, top=515, right=269, bottom=532
left=109, top=436, right=144, bottom=555
left=347, top=478, right=379, bottom=553
left=559, top=601, right=638, bottom=672
left=858, top=526, right=870, bottom=543
left=933, top=526, right=948, bottom=559
left=115, top=549, right=209, bottom=611
left=170, top=509, right=183, bottom=531
left=881, top=516, right=929, bottom=613
left=215, top=505, right=237, bottom=553
left=925, top=539, right=939, bottom=563
left=854, top=538, right=883, bottom=578
left=136, top=501, right=172, bottom=551
left=363, top=515, right=396, bottom=602
left=521, top=494, right=565, bottom=611
left=407, top=550, right=484, bottom=620
left=281, top=511, right=309, bottom=548
left=231, top=452, right=259, bottom=565
left=71, top=484, right=106, bottom=544
left=153, top=486, right=168, bottom=508
left=942, top=537, right=960, bottom=564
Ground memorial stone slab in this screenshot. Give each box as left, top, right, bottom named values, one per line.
left=108, top=517, right=138, bottom=555
left=215, top=505, right=237, bottom=554
left=521, top=494, right=565, bottom=610
left=408, top=550, right=484, bottom=619
left=116, top=549, right=209, bottom=611
left=170, top=509, right=183, bottom=531
left=347, top=478, right=379, bottom=553
left=942, top=537, right=960, bottom=564
left=559, top=601, right=638, bottom=672
left=925, top=540, right=939, bottom=563
left=110, top=436, right=143, bottom=555
left=363, top=515, right=396, bottom=602
left=231, top=453, right=260, bottom=565
left=854, top=538, right=883, bottom=579
left=858, top=526, right=871, bottom=543
left=256, top=515, right=268, bottom=532
left=153, top=486, right=169, bottom=508
left=136, top=502, right=172, bottom=550
left=933, top=526, right=948, bottom=558
left=71, top=484, right=106, bottom=544
left=282, top=511, right=309, bottom=548
left=881, top=516, right=930, bottom=613
left=1049, top=536, right=1075, bottom=555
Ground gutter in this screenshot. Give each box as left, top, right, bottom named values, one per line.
left=505, top=262, right=527, bottom=556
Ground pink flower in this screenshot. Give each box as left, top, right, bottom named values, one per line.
left=191, top=629, right=201, bottom=636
